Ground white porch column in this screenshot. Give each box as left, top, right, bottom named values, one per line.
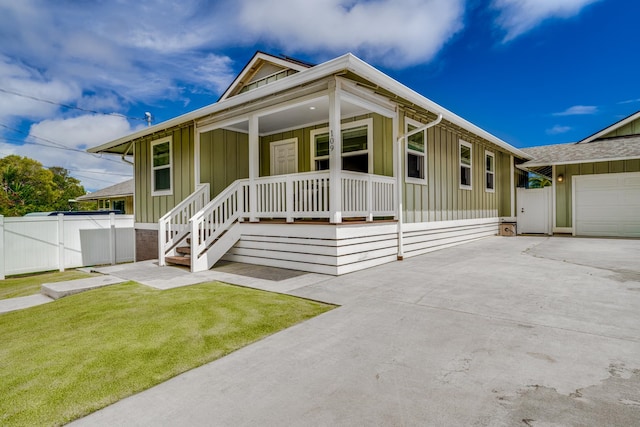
left=328, top=79, right=342, bottom=224
left=249, top=115, right=259, bottom=222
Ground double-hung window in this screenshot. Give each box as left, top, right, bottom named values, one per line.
left=459, top=140, right=472, bottom=190
left=405, top=117, right=427, bottom=184
left=311, top=118, right=372, bottom=173
left=485, top=150, right=495, bottom=192
left=151, top=137, right=172, bottom=196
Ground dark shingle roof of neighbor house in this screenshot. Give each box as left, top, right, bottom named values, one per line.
left=521, top=135, right=640, bottom=167
left=76, top=179, right=133, bottom=201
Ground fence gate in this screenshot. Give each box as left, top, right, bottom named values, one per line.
left=516, top=187, right=552, bottom=235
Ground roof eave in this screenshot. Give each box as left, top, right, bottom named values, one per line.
left=89, top=52, right=529, bottom=159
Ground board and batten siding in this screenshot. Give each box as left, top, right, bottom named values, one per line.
left=259, top=113, right=394, bottom=177
left=601, top=117, right=640, bottom=139
left=199, top=128, right=249, bottom=199
left=134, top=125, right=195, bottom=223
left=401, top=113, right=511, bottom=223
left=555, top=159, right=640, bottom=228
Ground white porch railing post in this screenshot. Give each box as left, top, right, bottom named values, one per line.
left=366, top=173, right=373, bottom=222
left=158, top=218, right=166, bottom=266
left=286, top=175, right=294, bottom=223
left=57, top=213, right=65, bottom=272
left=328, top=79, right=342, bottom=224
left=0, top=215, right=5, bottom=280
left=249, top=114, right=259, bottom=222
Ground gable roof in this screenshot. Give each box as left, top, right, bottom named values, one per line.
left=76, top=179, right=133, bottom=201
left=578, top=110, right=640, bottom=143
left=218, top=51, right=313, bottom=101
left=88, top=53, right=530, bottom=159
left=521, top=135, right=640, bottom=167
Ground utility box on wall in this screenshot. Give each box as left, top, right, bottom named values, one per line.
left=499, top=223, right=517, bottom=236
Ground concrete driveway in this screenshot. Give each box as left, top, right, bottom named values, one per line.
left=73, top=236, right=640, bottom=426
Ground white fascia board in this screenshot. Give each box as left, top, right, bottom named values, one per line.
left=89, top=52, right=529, bottom=161
left=89, top=54, right=354, bottom=154
left=578, top=111, right=640, bottom=143
left=342, top=56, right=532, bottom=160
left=218, top=52, right=311, bottom=102
left=522, top=154, right=640, bottom=168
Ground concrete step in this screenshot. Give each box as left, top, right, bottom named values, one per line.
left=165, top=255, right=191, bottom=267
left=42, top=275, right=128, bottom=300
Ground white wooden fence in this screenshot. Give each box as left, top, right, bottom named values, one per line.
left=0, top=213, right=135, bottom=279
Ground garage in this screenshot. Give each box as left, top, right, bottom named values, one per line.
left=574, top=172, right=640, bottom=237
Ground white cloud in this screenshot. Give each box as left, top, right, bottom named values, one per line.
left=3, top=115, right=140, bottom=191
left=237, top=0, right=465, bottom=67
left=553, top=105, right=598, bottom=116
left=546, top=125, right=572, bottom=135
left=492, top=0, right=602, bottom=42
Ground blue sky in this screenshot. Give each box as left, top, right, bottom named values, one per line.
left=0, top=0, right=636, bottom=191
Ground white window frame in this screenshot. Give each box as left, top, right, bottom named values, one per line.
left=405, top=117, right=427, bottom=185
left=459, top=140, right=472, bottom=190
left=485, top=150, right=495, bottom=193
left=310, top=118, right=373, bottom=173
left=151, top=136, right=173, bottom=196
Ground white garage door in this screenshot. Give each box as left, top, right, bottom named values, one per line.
left=574, top=172, right=640, bottom=237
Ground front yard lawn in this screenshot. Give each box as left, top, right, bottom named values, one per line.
left=0, top=281, right=334, bottom=426
left=0, top=270, right=97, bottom=300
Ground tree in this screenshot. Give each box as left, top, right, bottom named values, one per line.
left=0, top=155, right=88, bottom=216
left=49, top=166, right=87, bottom=211
left=528, top=175, right=551, bottom=189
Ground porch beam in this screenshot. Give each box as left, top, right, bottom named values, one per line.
left=248, top=114, right=259, bottom=222
left=328, top=79, right=342, bottom=224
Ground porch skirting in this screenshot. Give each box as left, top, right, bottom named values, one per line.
left=221, top=217, right=499, bottom=275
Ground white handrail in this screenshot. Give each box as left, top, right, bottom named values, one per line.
left=158, top=183, right=209, bottom=266
left=190, top=179, right=249, bottom=269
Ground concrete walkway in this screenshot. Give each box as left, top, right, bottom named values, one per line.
left=72, top=236, right=640, bottom=426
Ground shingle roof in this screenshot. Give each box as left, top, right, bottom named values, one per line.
left=76, top=179, right=133, bottom=201
left=521, top=135, right=640, bottom=167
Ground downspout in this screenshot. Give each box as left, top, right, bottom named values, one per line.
left=396, top=113, right=443, bottom=260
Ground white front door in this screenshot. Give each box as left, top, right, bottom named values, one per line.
left=270, top=138, right=298, bottom=175
left=517, top=187, right=552, bottom=234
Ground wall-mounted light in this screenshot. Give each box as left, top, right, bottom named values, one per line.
left=557, top=174, right=564, bottom=183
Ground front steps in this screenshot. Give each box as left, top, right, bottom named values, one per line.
left=165, top=244, right=191, bottom=267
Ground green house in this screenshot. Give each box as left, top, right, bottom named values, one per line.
left=520, top=111, right=640, bottom=237
left=89, top=52, right=530, bottom=275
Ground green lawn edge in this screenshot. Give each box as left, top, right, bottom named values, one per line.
left=0, top=270, right=97, bottom=300
left=0, top=281, right=335, bottom=426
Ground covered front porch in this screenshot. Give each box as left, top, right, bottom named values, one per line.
left=160, top=76, right=402, bottom=272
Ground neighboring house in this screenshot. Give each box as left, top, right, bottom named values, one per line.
left=75, top=179, right=134, bottom=214
left=88, top=52, right=530, bottom=275
left=520, top=111, right=640, bottom=237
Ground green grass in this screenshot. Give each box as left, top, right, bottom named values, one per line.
left=0, top=270, right=97, bottom=300
left=0, top=281, right=334, bottom=426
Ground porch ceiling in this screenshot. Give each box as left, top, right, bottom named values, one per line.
left=224, top=96, right=372, bottom=135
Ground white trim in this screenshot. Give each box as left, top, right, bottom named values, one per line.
left=459, top=140, right=472, bottom=190
left=510, top=155, right=515, bottom=218
left=571, top=175, right=577, bottom=236
left=150, top=136, right=173, bottom=196
left=310, top=118, right=373, bottom=173
left=135, top=222, right=159, bottom=230
left=485, top=150, right=495, bottom=193
left=269, top=138, right=299, bottom=175
left=89, top=54, right=530, bottom=160
left=578, top=111, right=640, bottom=143
left=553, top=227, right=573, bottom=234
left=405, top=117, right=428, bottom=185
left=194, top=122, right=200, bottom=185
left=552, top=164, right=557, bottom=230
left=219, top=52, right=311, bottom=102
left=523, top=155, right=640, bottom=168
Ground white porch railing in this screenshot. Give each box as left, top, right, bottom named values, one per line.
left=190, top=179, right=248, bottom=271
left=341, top=171, right=396, bottom=219
left=160, top=171, right=396, bottom=271
left=158, top=183, right=209, bottom=266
